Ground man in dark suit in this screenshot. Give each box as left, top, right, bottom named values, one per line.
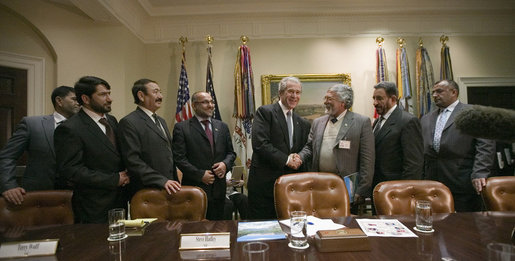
left=421, top=79, right=495, bottom=212
left=55, top=76, right=130, bottom=223
left=0, top=86, right=79, bottom=205
left=119, top=79, right=181, bottom=197
left=248, top=76, right=311, bottom=219
left=172, top=91, right=236, bottom=220
left=371, top=81, right=423, bottom=189
left=298, top=84, right=374, bottom=212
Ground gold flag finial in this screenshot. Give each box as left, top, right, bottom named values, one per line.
left=240, top=35, right=249, bottom=45
left=440, top=35, right=449, bottom=46
left=376, top=37, right=384, bottom=47
left=206, top=35, right=214, bottom=45
left=179, top=36, right=188, bottom=50
left=397, top=38, right=406, bottom=48
left=418, top=38, right=424, bottom=47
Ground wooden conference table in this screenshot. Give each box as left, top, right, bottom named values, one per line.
left=0, top=212, right=513, bottom=260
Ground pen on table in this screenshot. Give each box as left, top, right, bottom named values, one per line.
left=307, top=222, right=314, bottom=225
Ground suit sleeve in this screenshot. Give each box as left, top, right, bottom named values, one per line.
left=401, top=117, right=424, bottom=179
left=0, top=117, right=30, bottom=192
left=251, top=107, right=289, bottom=168
left=54, top=124, right=119, bottom=189
left=356, top=117, right=375, bottom=197
left=118, top=119, right=169, bottom=188
left=172, top=123, right=205, bottom=183
left=471, top=137, right=495, bottom=179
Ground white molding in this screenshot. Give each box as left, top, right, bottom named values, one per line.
left=459, top=76, right=515, bottom=103
left=0, top=52, right=45, bottom=116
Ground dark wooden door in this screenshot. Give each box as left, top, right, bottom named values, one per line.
left=467, top=86, right=515, bottom=110
left=0, top=66, right=28, bottom=151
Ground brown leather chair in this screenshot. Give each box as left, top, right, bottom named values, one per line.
left=0, top=190, right=74, bottom=227
left=130, top=186, right=207, bottom=221
left=482, top=176, right=515, bottom=211
left=274, top=172, right=350, bottom=219
left=373, top=180, right=455, bottom=215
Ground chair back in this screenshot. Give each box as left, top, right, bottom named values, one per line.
left=373, top=180, right=454, bottom=215
left=482, top=176, right=515, bottom=211
left=0, top=190, right=74, bottom=227
left=130, top=186, right=207, bottom=221
left=274, top=172, right=350, bottom=219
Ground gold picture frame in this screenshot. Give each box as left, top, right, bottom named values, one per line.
left=261, top=73, right=351, bottom=121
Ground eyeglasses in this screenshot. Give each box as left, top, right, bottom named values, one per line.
left=196, top=100, right=215, bottom=105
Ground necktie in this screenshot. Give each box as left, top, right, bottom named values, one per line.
left=433, top=109, right=450, bottom=152
left=152, top=114, right=166, bottom=137
left=373, top=116, right=384, bottom=136
left=99, top=117, right=116, bottom=148
left=202, top=120, right=214, bottom=152
left=286, top=111, right=293, bottom=149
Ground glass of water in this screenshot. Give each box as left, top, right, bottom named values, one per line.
left=415, top=200, right=433, bottom=233
left=108, top=208, right=127, bottom=241
left=289, top=210, right=308, bottom=249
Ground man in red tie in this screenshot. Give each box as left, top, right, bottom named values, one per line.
left=172, top=91, right=236, bottom=220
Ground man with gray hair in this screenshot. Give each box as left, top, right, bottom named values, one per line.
left=298, top=84, right=374, bottom=211
left=248, top=76, right=311, bottom=219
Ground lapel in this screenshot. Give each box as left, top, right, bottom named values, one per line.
left=375, top=107, right=400, bottom=143
left=191, top=117, right=210, bottom=144
left=428, top=108, right=439, bottom=138
left=314, top=115, right=329, bottom=153
left=273, top=103, right=290, bottom=148
left=212, top=119, right=221, bottom=147
left=136, top=108, right=168, bottom=142
left=334, top=111, right=354, bottom=148
left=42, top=115, right=55, bottom=157
left=78, top=109, right=118, bottom=155
left=442, top=102, right=462, bottom=132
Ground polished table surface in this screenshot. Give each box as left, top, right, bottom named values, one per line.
left=0, top=212, right=513, bottom=260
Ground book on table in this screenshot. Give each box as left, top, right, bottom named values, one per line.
left=237, top=221, right=286, bottom=242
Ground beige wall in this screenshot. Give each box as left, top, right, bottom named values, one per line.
left=1, top=0, right=514, bottom=130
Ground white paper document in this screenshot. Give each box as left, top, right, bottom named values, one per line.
left=356, top=218, right=417, bottom=237
left=280, top=215, right=345, bottom=236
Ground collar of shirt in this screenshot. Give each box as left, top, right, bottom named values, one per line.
left=138, top=105, right=157, bottom=123
left=195, top=115, right=212, bottom=130
left=442, top=100, right=459, bottom=114
left=53, top=111, right=67, bottom=126
left=278, top=100, right=291, bottom=117
left=331, top=109, right=347, bottom=123
left=382, top=104, right=397, bottom=121
left=82, top=107, right=104, bottom=122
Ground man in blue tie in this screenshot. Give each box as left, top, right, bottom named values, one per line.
left=421, top=80, right=495, bottom=212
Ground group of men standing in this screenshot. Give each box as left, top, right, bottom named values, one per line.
left=0, top=74, right=494, bottom=223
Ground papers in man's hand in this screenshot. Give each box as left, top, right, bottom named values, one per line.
left=280, top=216, right=345, bottom=236
left=356, top=219, right=417, bottom=237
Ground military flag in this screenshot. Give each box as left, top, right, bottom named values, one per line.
left=396, top=38, right=413, bottom=113
left=440, top=35, right=454, bottom=80
left=415, top=39, right=435, bottom=117
left=375, top=37, right=389, bottom=118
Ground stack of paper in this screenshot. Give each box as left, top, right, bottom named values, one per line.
left=280, top=216, right=345, bottom=236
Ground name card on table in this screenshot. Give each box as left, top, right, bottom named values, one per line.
left=179, top=233, right=230, bottom=250
left=0, top=239, right=59, bottom=258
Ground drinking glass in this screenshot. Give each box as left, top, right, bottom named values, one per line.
left=242, top=242, right=269, bottom=261
left=415, top=200, right=433, bottom=232
left=487, top=242, right=515, bottom=261
left=289, top=210, right=308, bottom=248
left=108, top=208, right=127, bottom=241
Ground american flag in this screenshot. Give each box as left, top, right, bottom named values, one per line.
left=175, top=50, right=193, bottom=123
left=206, top=44, right=221, bottom=120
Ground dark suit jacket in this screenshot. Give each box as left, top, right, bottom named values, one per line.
left=372, top=106, right=423, bottom=187
left=0, top=115, right=57, bottom=192
left=421, top=102, right=495, bottom=195
left=172, top=116, right=236, bottom=201
left=54, top=109, right=126, bottom=223
left=298, top=111, right=374, bottom=197
left=248, top=103, right=311, bottom=203
left=118, top=107, right=176, bottom=196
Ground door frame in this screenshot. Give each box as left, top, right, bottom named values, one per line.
left=459, top=77, right=515, bottom=104
left=0, top=51, right=45, bottom=116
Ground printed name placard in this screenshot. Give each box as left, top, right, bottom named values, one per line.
left=179, top=233, right=230, bottom=250
left=0, top=239, right=59, bottom=258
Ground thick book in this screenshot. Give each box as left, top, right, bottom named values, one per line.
left=236, top=221, right=286, bottom=242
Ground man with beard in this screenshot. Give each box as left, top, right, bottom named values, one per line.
left=0, top=86, right=79, bottom=205
left=119, top=79, right=181, bottom=198
left=172, top=91, right=235, bottom=220
left=298, top=84, right=374, bottom=212
left=55, top=76, right=130, bottom=223
left=247, top=76, right=311, bottom=219
left=371, top=81, right=423, bottom=190
left=421, top=79, right=494, bottom=212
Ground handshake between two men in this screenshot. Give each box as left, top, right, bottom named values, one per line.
left=287, top=153, right=303, bottom=170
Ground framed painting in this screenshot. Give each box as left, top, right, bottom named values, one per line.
left=261, top=73, right=351, bottom=121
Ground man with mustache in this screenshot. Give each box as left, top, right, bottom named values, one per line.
left=298, top=84, right=374, bottom=213
left=55, top=76, right=129, bottom=223
left=119, top=79, right=181, bottom=197
left=371, top=82, right=423, bottom=192
left=247, top=76, right=311, bottom=219
left=421, top=79, right=494, bottom=212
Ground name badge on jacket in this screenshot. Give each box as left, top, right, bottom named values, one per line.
left=339, top=140, right=351, bottom=149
